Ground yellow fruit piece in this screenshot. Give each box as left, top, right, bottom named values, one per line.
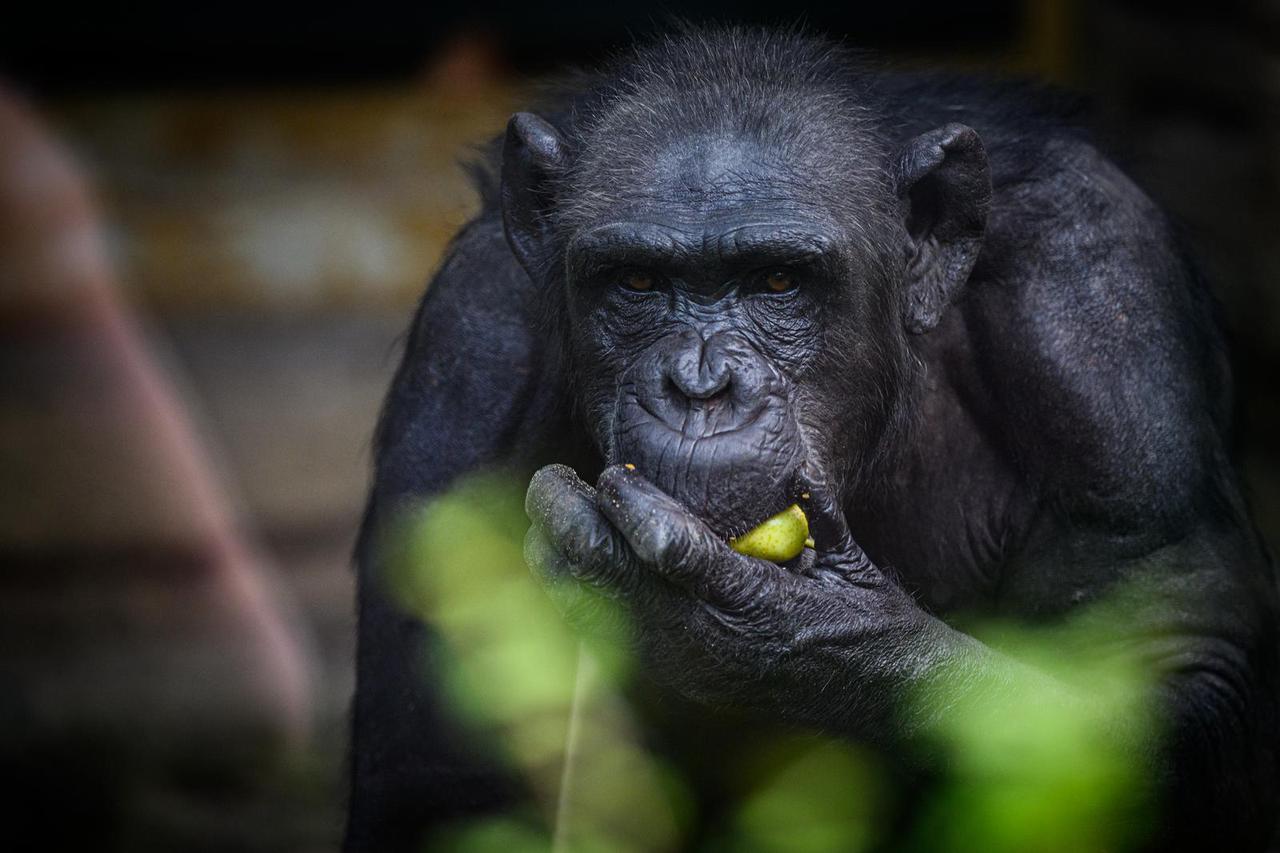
left=730, top=504, right=810, bottom=563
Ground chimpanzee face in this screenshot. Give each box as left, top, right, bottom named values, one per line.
left=502, top=98, right=989, bottom=537
left=557, top=133, right=904, bottom=536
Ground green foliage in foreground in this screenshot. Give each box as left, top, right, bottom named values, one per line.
left=906, top=607, right=1160, bottom=853
left=390, top=474, right=1161, bottom=852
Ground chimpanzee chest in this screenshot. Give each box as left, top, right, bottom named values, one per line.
left=849, top=383, right=1025, bottom=618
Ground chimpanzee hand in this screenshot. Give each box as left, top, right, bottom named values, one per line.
left=524, top=463, right=949, bottom=733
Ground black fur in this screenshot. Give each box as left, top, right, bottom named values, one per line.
left=346, top=25, right=1278, bottom=852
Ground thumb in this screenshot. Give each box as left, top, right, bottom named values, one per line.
left=797, top=470, right=854, bottom=555
left=797, top=476, right=881, bottom=586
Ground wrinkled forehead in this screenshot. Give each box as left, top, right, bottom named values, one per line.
left=561, top=130, right=858, bottom=231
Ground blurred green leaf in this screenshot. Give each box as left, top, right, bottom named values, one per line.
left=388, top=474, right=1167, bottom=853
left=388, top=472, right=686, bottom=853
left=721, top=739, right=884, bottom=853
left=907, top=587, right=1162, bottom=853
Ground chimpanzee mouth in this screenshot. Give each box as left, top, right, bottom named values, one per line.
left=633, top=396, right=769, bottom=441
left=612, top=396, right=807, bottom=538
left=716, top=473, right=811, bottom=540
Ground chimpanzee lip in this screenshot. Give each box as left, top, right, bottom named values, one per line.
left=607, top=440, right=804, bottom=539
left=663, top=460, right=806, bottom=540
left=632, top=395, right=768, bottom=440
left=611, top=392, right=806, bottom=539
left=716, top=473, right=809, bottom=539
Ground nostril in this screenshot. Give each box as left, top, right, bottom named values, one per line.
left=659, top=330, right=736, bottom=403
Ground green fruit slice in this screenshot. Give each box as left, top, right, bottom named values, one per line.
left=730, top=504, right=811, bottom=562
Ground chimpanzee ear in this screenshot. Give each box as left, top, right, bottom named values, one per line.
left=501, top=112, right=567, bottom=276
left=893, top=123, right=991, bottom=334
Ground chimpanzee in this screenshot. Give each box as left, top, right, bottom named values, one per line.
left=345, top=26, right=1279, bottom=852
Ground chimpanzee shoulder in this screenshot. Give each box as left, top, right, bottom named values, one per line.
left=368, top=215, right=571, bottom=508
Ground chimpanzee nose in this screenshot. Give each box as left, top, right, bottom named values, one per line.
left=666, top=331, right=733, bottom=402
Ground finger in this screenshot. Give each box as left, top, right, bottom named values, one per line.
left=523, top=524, right=571, bottom=585
left=593, top=464, right=712, bottom=577
left=525, top=463, right=594, bottom=529
left=796, top=470, right=855, bottom=554
left=523, top=527, right=629, bottom=639
left=794, top=473, right=882, bottom=586
left=595, top=464, right=780, bottom=608
left=525, top=463, right=640, bottom=592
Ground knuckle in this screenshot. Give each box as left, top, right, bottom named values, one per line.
left=545, top=517, right=636, bottom=594
left=727, top=564, right=774, bottom=604
left=560, top=523, right=592, bottom=565
left=562, top=520, right=612, bottom=569
left=709, top=571, right=774, bottom=620
left=648, top=523, right=694, bottom=570
left=648, top=524, right=681, bottom=564
left=524, top=529, right=564, bottom=583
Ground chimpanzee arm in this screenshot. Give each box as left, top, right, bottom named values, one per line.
left=996, top=514, right=1280, bottom=850
left=973, top=140, right=1280, bottom=848
left=524, top=461, right=1278, bottom=851
left=344, top=217, right=569, bottom=852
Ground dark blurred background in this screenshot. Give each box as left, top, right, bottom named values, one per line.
left=1, top=2, right=1277, bottom=850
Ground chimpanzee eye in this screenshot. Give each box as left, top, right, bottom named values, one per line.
left=762, top=269, right=798, bottom=293
left=621, top=271, right=657, bottom=292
